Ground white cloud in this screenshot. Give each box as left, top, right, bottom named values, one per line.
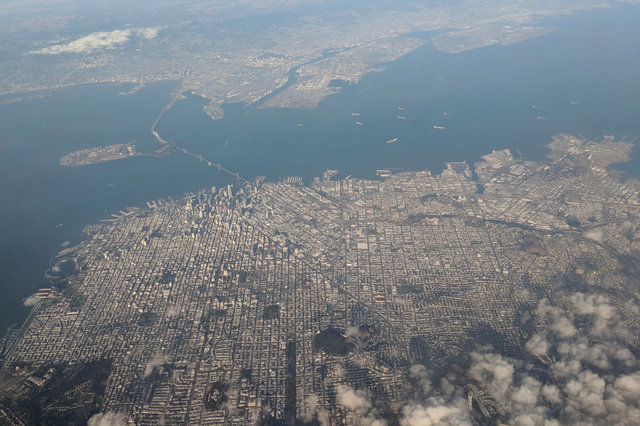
left=23, top=294, right=40, bottom=306
left=525, top=332, right=550, bottom=357
left=337, top=384, right=372, bottom=414
left=345, top=326, right=360, bottom=338
left=336, top=384, right=386, bottom=425
left=300, top=394, right=330, bottom=426
left=400, top=366, right=472, bottom=426
left=536, top=299, right=577, bottom=339
left=584, top=229, right=604, bottom=243
left=31, top=27, right=161, bottom=55
left=541, top=384, right=562, bottom=404
left=469, top=350, right=515, bottom=401
left=408, top=364, right=432, bottom=394
left=144, top=352, right=167, bottom=377
left=569, top=293, right=616, bottom=337
left=400, top=399, right=472, bottom=426
left=87, top=411, right=128, bottom=426
left=165, top=305, right=180, bottom=318
left=612, top=373, right=640, bottom=401
left=465, top=293, right=640, bottom=424
left=141, top=27, right=160, bottom=40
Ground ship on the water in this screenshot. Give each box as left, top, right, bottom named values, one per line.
left=433, top=125, right=446, bottom=130
left=386, top=138, right=398, bottom=143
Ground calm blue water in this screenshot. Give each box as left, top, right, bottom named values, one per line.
left=160, top=5, right=640, bottom=180
left=1, top=4, right=639, bottom=334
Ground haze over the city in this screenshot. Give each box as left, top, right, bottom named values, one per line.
left=1, top=1, right=640, bottom=424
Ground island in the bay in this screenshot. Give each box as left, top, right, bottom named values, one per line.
left=60, top=142, right=137, bottom=167
left=60, top=139, right=180, bottom=167
left=1, top=134, right=640, bottom=425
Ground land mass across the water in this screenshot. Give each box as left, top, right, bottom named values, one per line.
left=0, top=1, right=627, bottom=120
left=2, top=133, right=640, bottom=425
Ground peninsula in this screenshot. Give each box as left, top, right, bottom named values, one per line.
left=2, top=134, right=639, bottom=425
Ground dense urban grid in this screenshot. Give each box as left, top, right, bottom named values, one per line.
left=1, top=134, right=640, bottom=424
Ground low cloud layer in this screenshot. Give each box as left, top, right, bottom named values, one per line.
left=300, top=394, right=330, bottom=426
left=584, top=229, right=604, bottom=243
left=335, top=290, right=640, bottom=425
left=87, top=411, right=128, bottom=426
left=23, top=294, right=40, bottom=307
left=467, top=292, right=640, bottom=424
left=400, top=365, right=472, bottom=426
left=31, top=27, right=160, bottom=55
left=143, top=352, right=168, bottom=378
left=336, top=384, right=386, bottom=425
left=336, top=364, right=471, bottom=425
left=165, top=305, right=180, bottom=318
